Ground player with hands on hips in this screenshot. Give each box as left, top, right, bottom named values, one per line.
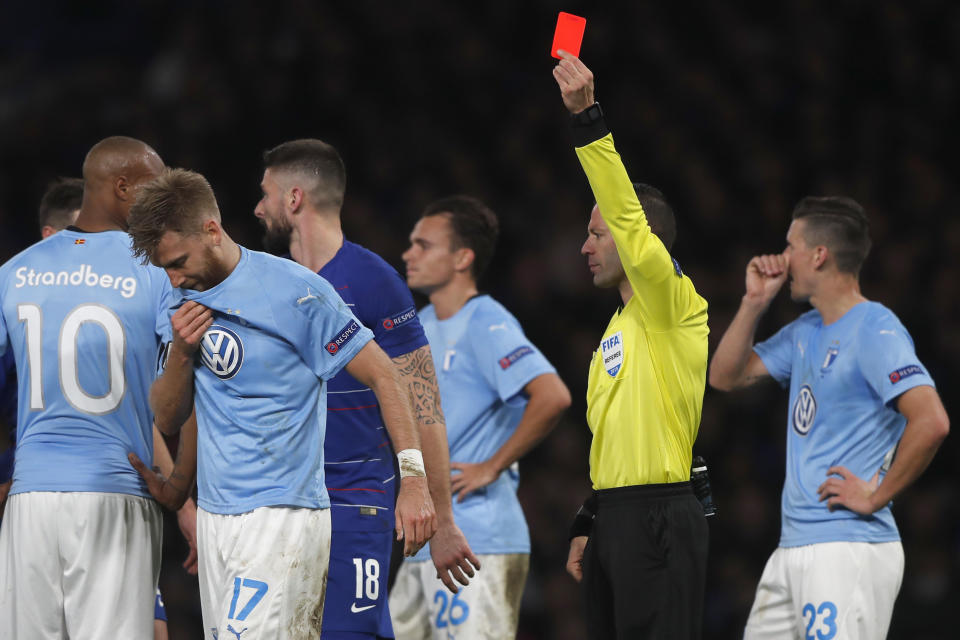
left=389, top=196, right=570, bottom=640
left=710, top=196, right=949, bottom=639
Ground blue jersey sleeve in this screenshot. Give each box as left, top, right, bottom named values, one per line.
left=856, top=311, right=934, bottom=406
left=471, top=308, right=556, bottom=403
left=351, top=263, right=427, bottom=359
left=279, top=273, right=374, bottom=381
left=754, top=319, right=798, bottom=388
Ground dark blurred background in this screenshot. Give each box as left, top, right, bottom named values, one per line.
left=1, top=1, right=957, bottom=638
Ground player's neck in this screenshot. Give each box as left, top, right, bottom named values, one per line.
left=811, top=275, right=867, bottom=325
left=429, top=279, right=479, bottom=320
left=204, top=237, right=241, bottom=290
left=290, top=212, right=343, bottom=273
left=73, top=202, right=126, bottom=232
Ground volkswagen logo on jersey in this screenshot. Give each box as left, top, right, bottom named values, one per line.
left=601, top=331, right=624, bottom=377
left=199, top=325, right=244, bottom=380
left=792, top=384, right=817, bottom=435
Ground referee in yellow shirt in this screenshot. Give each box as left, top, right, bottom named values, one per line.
left=554, top=52, right=710, bottom=639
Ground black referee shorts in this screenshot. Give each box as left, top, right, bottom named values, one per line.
left=582, top=482, right=708, bottom=639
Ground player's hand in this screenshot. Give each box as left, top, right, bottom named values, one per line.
left=553, top=51, right=595, bottom=114
left=566, top=536, right=588, bottom=582
left=429, top=521, right=481, bottom=593
left=170, top=301, right=213, bottom=356
left=0, top=479, right=10, bottom=520
left=129, top=452, right=192, bottom=511
left=450, top=461, right=499, bottom=503
left=816, top=466, right=881, bottom=515
left=177, top=497, right=199, bottom=575
left=395, top=475, right=438, bottom=557
left=744, top=252, right=789, bottom=307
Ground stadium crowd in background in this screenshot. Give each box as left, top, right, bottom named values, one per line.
left=0, top=3, right=957, bottom=638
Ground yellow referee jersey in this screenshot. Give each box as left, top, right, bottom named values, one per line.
left=577, top=133, right=709, bottom=489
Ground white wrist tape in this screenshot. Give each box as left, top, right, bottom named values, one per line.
left=397, top=449, right=426, bottom=478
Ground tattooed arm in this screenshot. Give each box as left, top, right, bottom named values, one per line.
left=392, top=344, right=481, bottom=592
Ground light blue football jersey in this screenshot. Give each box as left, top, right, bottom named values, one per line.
left=171, top=247, right=373, bottom=515
left=754, top=301, right=935, bottom=547
left=410, top=295, right=556, bottom=561
left=0, top=229, right=173, bottom=497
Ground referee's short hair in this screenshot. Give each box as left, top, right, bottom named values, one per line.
left=38, top=177, right=83, bottom=232
left=632, top=183, right=677, bottom=252
left=791, top=196, right=871, bottom=275
left=262, top=139, right=346, bottom=210
left=422, top=195, right=499, bottom=282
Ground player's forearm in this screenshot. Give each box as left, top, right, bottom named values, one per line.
left=393, top=346, right=455, bottom=522
left=362, top=360, right=420, bottom=454
left=488, top=373, right=571, bottom=474
left=149, top=414, right=197, bottom=510
left=350, top=341, right=423, bottom=452
left=150, top=350, right=195, bottom=434
left=869, top=411, right=949, bottom=510
left=169, top=412, right=198, bottom=499
left=709, top=299, right=767, bottom=391
left=152, top=424, right=175, bottom=476
left=420, top=422, right=455, bottom=523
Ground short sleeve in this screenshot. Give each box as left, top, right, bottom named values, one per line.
left=857, top=317, right=935, bottom=406
left=471, top=312, right=556, bottom=403
left=753, top=321, right=797, bottom=388
left=153, top=272, right=175, bottom=343
left=283, top=274, right=374, bottom=381
left=361, top=269, right=428, bottom=359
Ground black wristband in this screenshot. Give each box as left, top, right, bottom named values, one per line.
left=568, top=492, right=599, bottom=540
left=570, top=102, right=610, bottom=148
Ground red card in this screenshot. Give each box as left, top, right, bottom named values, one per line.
left=551, top=12, right=586, bottom=59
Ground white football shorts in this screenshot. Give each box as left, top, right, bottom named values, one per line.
left=389, top=553, right=529, bottom=640
left=198, top=505, right=332, bottom=640
left=0, top=491, right=162, bottom=639
left=744, top=541, right=904, bottom=640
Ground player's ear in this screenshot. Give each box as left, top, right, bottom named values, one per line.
left=203, top=219, right=222, bottom=245
left=812, top=245, right=829, bottom=270
left=289, top=187, right=304, bottom=214
left=453, top=247, right=475, bottom=273
left=114, top=176, right=130, bottom=201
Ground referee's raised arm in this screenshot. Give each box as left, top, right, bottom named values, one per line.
left=555, top=51, right=702, bottom=331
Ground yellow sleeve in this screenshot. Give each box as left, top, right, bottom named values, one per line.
left=575, top=133, right=694, bottom=330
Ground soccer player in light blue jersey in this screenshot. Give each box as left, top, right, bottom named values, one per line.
left=254, top=139, right=480, bottom=639
left=0, top=172, right=198, bottom=638
left=710, top=196, right=949, bottom=639
left=390, top=196, right=571, bottom=639
left=0, top=137, right=189, bottom=639
left=127, top=167, right=437, bottom=639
